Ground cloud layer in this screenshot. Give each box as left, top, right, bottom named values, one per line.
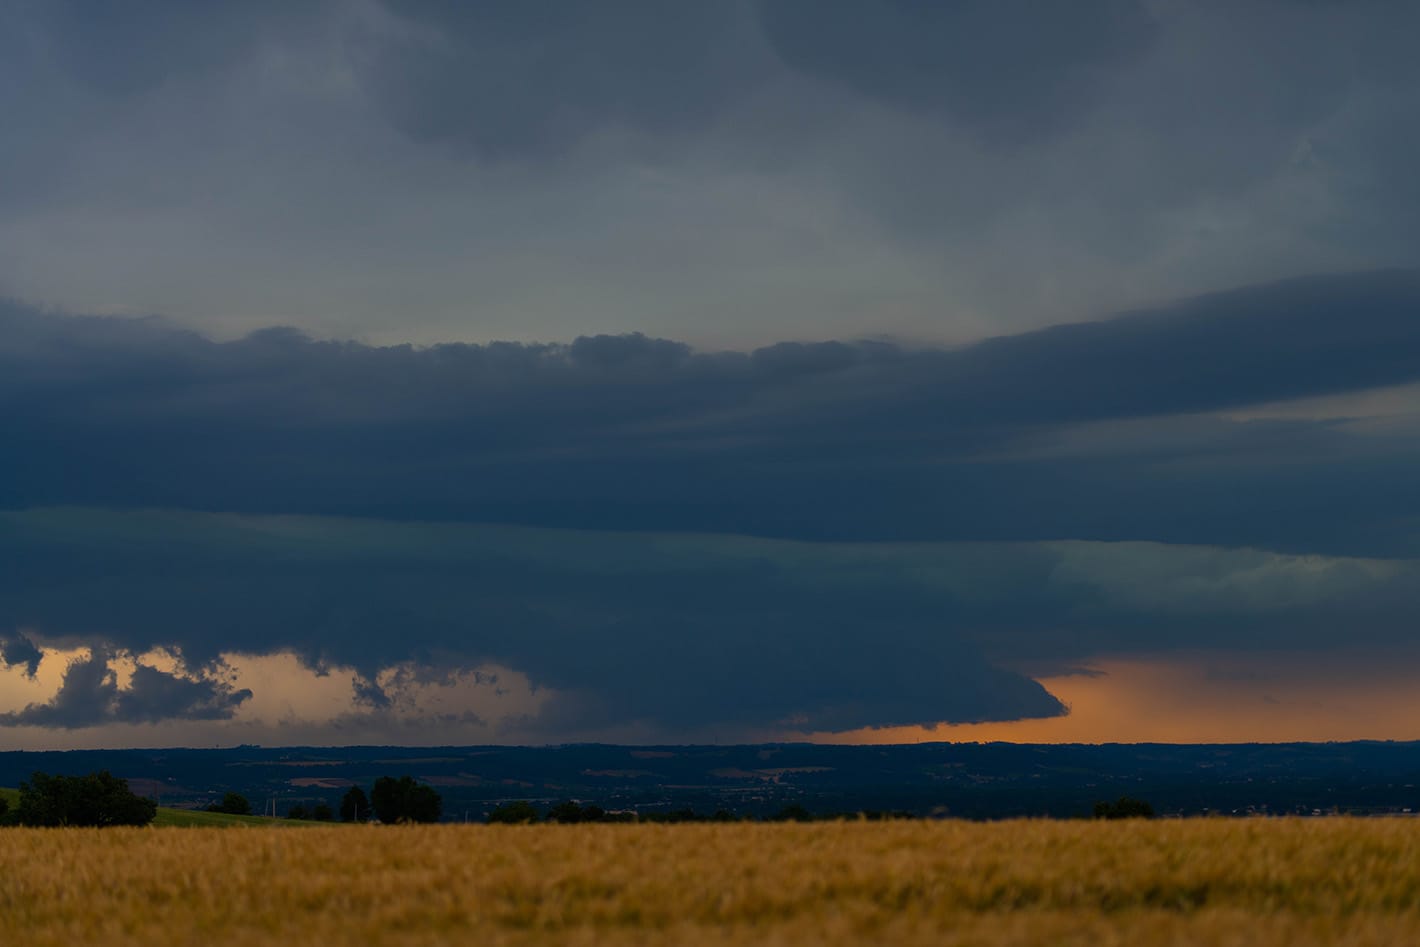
left=3, top=3, right=1418, bottom=739
left=1, top=1, right=1417, bottom=344
left=4, top=270, right=1419, bottom=556
left=3, top=506, right=1419, bottom=736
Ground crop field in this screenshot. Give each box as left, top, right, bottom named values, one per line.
left=4, top=819, right=1420, bottom=946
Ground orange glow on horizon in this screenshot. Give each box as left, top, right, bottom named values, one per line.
left=806, top=653, right=1420, bottom=745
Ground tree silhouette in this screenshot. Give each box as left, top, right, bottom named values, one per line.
left=16, top=771, right=157, bottom=827
left=207, top=791, right=253, bottom=816
left=370, top=776, right=442, bottom=824
left=1093, top=796, right=1155, bottom=819
left=546, top=801, right=609, bottom=823
left=340, top=786, right=370, bottom=822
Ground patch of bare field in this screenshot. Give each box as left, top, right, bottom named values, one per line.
left=3, top=819, right=1420, bottom=945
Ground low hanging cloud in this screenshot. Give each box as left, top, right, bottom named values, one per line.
left=0, top=649, right=252, bottom=729
left=0, top=631, right=42, bottom=678
left=4, top=508, right=1420, bottom=737
left=0, top=510, right=1067, bottom=734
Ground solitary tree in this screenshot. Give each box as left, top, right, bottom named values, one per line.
left=370, top=776, right=442, bottom=824
left=207, top=791, right=253, bottom=816
left=340, top=786, right=371, bottom=822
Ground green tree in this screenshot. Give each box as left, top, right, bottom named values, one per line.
left=1093, top=796, right=1155, bottom=819
left=207, top=791, right=253, bottom=816
left=486, top=801, right=540, bottom=824
left=287, top=803, right=309, bottom=820
left=370, top=775, right=442, bottom=824
left=311, top=802, right=335, bottom=822
left=16, top=771, right=157, bottom=827
left=339, top=786, right=370, bottom=822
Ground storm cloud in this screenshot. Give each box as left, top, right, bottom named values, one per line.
left=4, top=507, right=1419, bottom=737
left=0, top=648, right=252, bottom=729
left=1, top=632, right=42, bottom=679
left=1, top=2, right=1417, bottom=741
left=3, top=270, right=1419, bottom=556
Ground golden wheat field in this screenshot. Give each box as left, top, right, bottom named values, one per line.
left=4, top=819, right=1420, bottom=946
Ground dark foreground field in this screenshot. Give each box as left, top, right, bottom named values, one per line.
left=4, top=819, right=1420, bottom=946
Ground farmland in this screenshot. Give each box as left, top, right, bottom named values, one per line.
left=4, top=819, right=1420, bottom=946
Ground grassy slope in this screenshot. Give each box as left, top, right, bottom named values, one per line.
left=1, top=786, right=321, bottom=827
left=151, top=806, right=314, bottom=827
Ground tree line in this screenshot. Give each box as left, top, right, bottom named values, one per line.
left=213, top=775, right=444, bottom=823
left=0, top=771, right=445, bottom=827
left=0, top=770, right=1156, bottom=826
left=0, top=771, right=157, bottom=827
left=486, top=797, right=1157, bottom=823
left=484, top=800, right=917, bottom=824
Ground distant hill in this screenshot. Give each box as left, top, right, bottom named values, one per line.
left=4, top=742, right=1420, bottom=822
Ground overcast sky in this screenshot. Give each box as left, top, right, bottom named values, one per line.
left=2, top=1, right=1418, bottom=747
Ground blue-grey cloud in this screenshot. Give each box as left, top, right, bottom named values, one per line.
left=3, top=508, right=1419, bottom=735
left=1, top=1, right=1417, bottom=346
left=1, top=631, right=43, bottom=679
left=360, top=1, right=766, bottom=158
left=758, top=0, right=1156, bottom=141
left=3, top=2, right=1417, bottom=740
left=19, top=0, right=315, bottom=98
left=0, top=509, right=1067, bottom=732
left=2, top=270, right=1418, bottom=556
left=0, top=647, right=252, bottom=729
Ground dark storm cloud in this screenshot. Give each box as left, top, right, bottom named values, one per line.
left=0, top=648, right=252, bottom=729
left=2, top=270, right=1419, bottom=556
left=3, top=508, right=1419, bottom=735
left=115, top=662, right=253, bottom=724
left=2, top=2, right=1417, bottom=740
left=1, top=632, right=43, bottom=678
left=0, top=510, right=1067, bottom=732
